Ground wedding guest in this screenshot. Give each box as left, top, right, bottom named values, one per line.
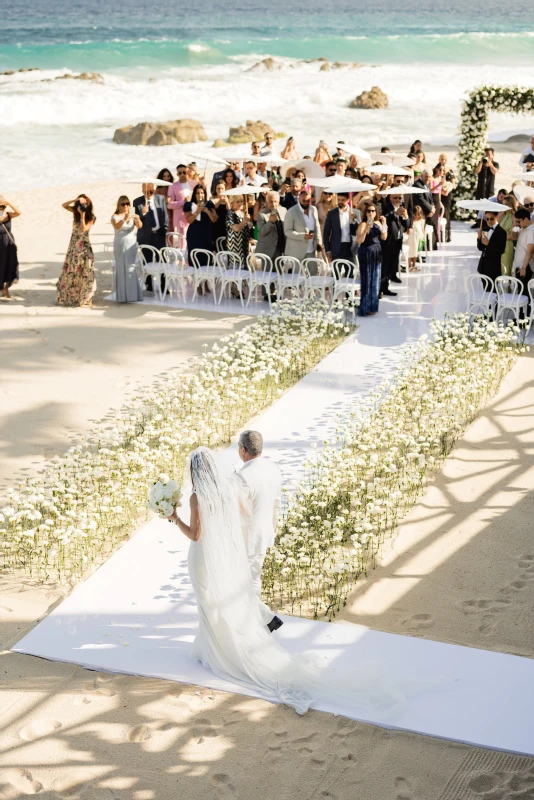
left=477, top=208, right=506, bottom=282
left=408, top=139, right=422, bottom=158
left=211, top=180, right=230, bottom=249
left=313, top=140, right=332, bottom=165
left=280, top=177, right=302, bottom=210
left=411, top=150, right=426, bottom=180
left=261, top=132, right=274, bottom=155
left=251, top=141, right=262, bottom=156
left=407, top=206, right=425, bottom=271
left=513, top=207, right=534, bottom=295
left=324, top=193, right=357, bottom=273
left=335, top=158, right=348, bottom=176
left=168, top=165, right=196, bottom=234
left=226, top=196, right=253, bottom=264
left=244, top=161, right=266, bottom=187
left=57, top=194, right=96, bottom=307
left=357, top=204, right=387, bottom=316
left=156, top=167, right=173, bottom=200
left=381, top=192, right=411, bottom=293
left=324, top=161, right=337, bottom=177
left=111, top=196, right=143, bottom=303
left=133, top=182, right=167, bottom=252
left=518, top=135, right=534, bottom=167
left=413, top=169, right=435, bottom=244
left=184, top=184, right=217, bottom=264
left=283, top=190, right=323, bottom=264
left=430, top=164, right=445, bottom=246
left=316, top=190, right=337, bottom=235
left=281, top=136, right=299, bottom=160
left=475, top=148, right=499, bottom=200
left=438, top=154, right=456, bottom=243
left=499, top=195, right=518, bottom=276
left=0, top=195, right=21, bottom=300
left=256, top=190, right=287, bottom=264
left=187, top=162, right=206, bottom=186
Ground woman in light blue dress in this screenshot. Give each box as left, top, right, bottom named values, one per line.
left=111, top=196, right=143, bottom=302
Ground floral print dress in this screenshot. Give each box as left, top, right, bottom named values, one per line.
left=56, top=222, right=96, bottom=307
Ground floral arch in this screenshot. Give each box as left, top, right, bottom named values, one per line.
left=455, top=85, right=534, bottom=218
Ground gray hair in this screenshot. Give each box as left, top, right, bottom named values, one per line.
left=267, top=190, right=280, bottom=201
left=239, top=430, right=263, bottom=456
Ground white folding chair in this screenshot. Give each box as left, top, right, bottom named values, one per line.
left=166, top=231, right=186, bottom=250
left=332, top=259, right=360, bottom=311
left=495, top=276, right=528, bottom=324
left=216, top=251, right=250, bottom=306
left=138, top=245, right=166, bottom=300
left=190, top=249, right=220, bottom=302
left=161, top=247, right=195, bottom=302
left=465, top=274, right=496, bottom=320
left=302, top=258, right=335, bottom=302
left=399, top=241, right=410, bottom=274
left=103, top=244, right=116, bottom=294
left=216, top=236, right=226, bottom=253
left=246, top=253, right=277, bottom=309
left=439, top=217, right=447, bottom=243
left=527, top=278, right=534, bottom=337
left=275, top=256, right=306, bottom=300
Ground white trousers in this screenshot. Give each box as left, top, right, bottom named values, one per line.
left=248, top=551, right=274, bottom=625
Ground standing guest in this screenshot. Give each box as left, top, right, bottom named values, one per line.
left=251, top=141, right=262, bottom=156
left=222, top=167, right=239, bottom=191
left=57, top=194, right=96, bottom=307
left=407, top=205, right=425, bottom=271
left=475, top=148, right=499, bottom=200
left=187, top=162, right=206, bottom=186
left=283, top=190, right=323, bottom=264
left=334, top=142, right=346, bottom=161
left=513, top=208, right=534, bottom=295
left=281, top=136, right=300, bottom=160
left=261, top=132, right=274, bottom=156
left=324, top=193, right=358, bottom=273
left=244, top=161, right=266, bottom=187
left=168, top=165, right=196, bottom=235
left=184, top=184, right=217, bottom=264
left=499, top=195, right=518, bottom=276
left=313, top=140, right=332, bottom=166
left=477, top=208, right=507, bottom=283
left=438, top=154, right=456, bottom=243
left=521, top=195, right=534, bottom=219
left=408, top=140, right=422, bottom=158
left=211, top=181, right=230, bottom=249
left=256, top=190, right=287, bottom=264
left=411, top=150, right=427, bottom=180
left=413, top=169, right=435, bottom=242
left=156, top=168, right=173, bottom=200
left=381, top=193, right=411, bottom=293
left=226, top=196, right=254, bottom=276
left=518, top=135, right=534, bottom=167
left=335, top=158, right=348, bottom=176
left=111, top=196, right=143, bottom=303
left=357, top=204, right=387, bottom=316
left=0, top=195, right=21, bottom=300
left=323, top=161, right=337, bottom=178
left=430, top=164, right=445, bottom=246
left=133, top=182, right=167, bottom=252
left=316, top=190, right=337, bottom=236
left=257, top=161, right=269, bottom=184
left=280, top=177, right=302, bottom=210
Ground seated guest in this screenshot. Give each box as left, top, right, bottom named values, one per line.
left=281, top=136, right=299, bottom=160
left=256, top=190, right=287, bottom=265
left=477, top=208, right=507, bottom=282
left=381, top=192, right=411, bottom=294
left=324, top=193, right=358, bottom=273
left=168, top=165, right=196, bottom=235
left=512, top=207, right=534, bottom=294
left=283, top=190, right=323, bottom=265
left=133, top=182, right=167, bottom=252
left=211, top=180, right=230, bottom=250
left=184, top=184, right=217, bottom=265
left=280, top=177, right=302, bottom=209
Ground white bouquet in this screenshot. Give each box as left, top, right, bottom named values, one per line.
left=148, top=474, right=182, bottom=518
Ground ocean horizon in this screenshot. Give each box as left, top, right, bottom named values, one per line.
left=2, top=0, right=534, bottom=189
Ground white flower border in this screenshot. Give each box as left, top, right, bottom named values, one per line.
left=0, top=301, right=351, bottom=583
left=263, top=315, right=525, bottom=619
left=455, top=84, right=534, bottom=219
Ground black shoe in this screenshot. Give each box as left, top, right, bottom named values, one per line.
left=267, top=616, right=284, bottom=633
left=383, top=289, right=397, bottom=296
left=390, top=276, right=402, bottom=284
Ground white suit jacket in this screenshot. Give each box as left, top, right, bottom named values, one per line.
left=283, top=203, right=323, bottom=262
left=237, top=457, right=282, bottom=556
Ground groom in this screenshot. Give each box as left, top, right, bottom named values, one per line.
left=237, top=430, right=284, bottom=633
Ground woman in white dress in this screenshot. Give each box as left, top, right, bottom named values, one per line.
left=407, top=205, right=426, bottom=271
left=111, top=196, right=143, bottom=303
left=167, top=447, right=416, bottom=717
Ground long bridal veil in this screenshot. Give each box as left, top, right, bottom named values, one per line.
left=188, top=447, right=412, bottom=717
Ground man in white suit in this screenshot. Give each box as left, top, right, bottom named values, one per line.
left=283, top=190, right=324, bottom=265
left=237, top=430, right=283, bottom=633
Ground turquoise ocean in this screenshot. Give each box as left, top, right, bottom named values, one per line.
left=2, top=0, right=534, bottom=188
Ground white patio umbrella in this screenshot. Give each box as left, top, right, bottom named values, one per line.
left=456, top=199, right=510, bottom=212
left=512, top=172, right=534, bottom=180
left=340, top=143, right=373, bottom=161
left=187, top=152, right=228, bottom=166
left=280, top=159, right=325, bottom=179
left=513, top=183, right=534, bottom=204
left=124, top=178, right=172, bottom=187
left=241, top=154, right=288, bottom=167
left=367, top=163, right=411, bottom=176
left=310, top=174, right=359, bottom=189
left=392, top=157, right=416, bottom=167
left=223, top=184, right=269, bottom=195
left=323, top=179, right=379, bottom=193
left=378, top=185, right=427, bottom=195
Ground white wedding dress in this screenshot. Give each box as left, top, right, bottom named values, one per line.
left=186, top=447, right=424, bottom=717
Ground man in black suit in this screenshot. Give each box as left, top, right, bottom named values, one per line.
left=280, top=177, right=302, bottom=210
left=324, top=193, right=358, bottom=275
left=381, top=192, right=411, bottom=295
left=477, top=208, right=506, bottom=282
left=133, top=182, right=168, bottom=292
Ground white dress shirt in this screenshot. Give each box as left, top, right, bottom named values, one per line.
left=339, top=207, right=351, bottom=243
left=299, top=203, right=316, bottom=253
left=486, top=223, right=497, bottom=241
left=519, top=146, right=534, bottom=167
left=513, top=224, right=534, bottom=272
left=245, top=174, right=267, bottom=187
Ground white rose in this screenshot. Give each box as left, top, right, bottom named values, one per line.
left=151, top=482, right=164, bottom=502
left=161, top=501, right=174, bottom=517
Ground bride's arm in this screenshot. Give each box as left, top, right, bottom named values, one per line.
left=168, top=494, right=201, bottom=541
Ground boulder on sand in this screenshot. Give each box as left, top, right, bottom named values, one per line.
left=349, top=86, right=388, bottom=109
left=113, top=119, right=208, bottom=146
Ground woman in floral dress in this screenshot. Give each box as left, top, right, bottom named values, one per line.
left=57, top=194, right=96, bottom=307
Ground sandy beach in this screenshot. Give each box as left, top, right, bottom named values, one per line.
left=1, top=168, right=534, bottom=799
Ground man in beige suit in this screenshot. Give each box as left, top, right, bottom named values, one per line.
left=283, top=190, right=324, bottom=265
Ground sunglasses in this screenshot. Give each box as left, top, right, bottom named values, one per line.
left=524, top=202, right=534, bottom=207
left=120, top=202, right=130, bottom=206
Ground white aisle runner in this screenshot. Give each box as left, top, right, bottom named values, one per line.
left=14, top=228, right=534, bottom=755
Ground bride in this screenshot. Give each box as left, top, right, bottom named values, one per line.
left=167, top=446, right=412, bottom=716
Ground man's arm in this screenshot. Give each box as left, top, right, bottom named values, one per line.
left=314, top=209, right=323, bottom=249
left=323, top=211, right=332, bottom=254
left=283, top=210, right=305, bottom=241
left=519, top=243, right=534, bottom=277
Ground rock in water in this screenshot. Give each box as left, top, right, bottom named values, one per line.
left=113, top=119, right=208, bottom=146
left=349, top=86, right=389, bottom=109
left=247, top=57, right=282, bottom=72
left=227, top=120, right=275, bottom=144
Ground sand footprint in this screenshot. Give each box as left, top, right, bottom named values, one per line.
left=60, top=345, right=75, bottom=353
left=128, top=725, right=152, bottom=743
left=478, top=615, right=496, bottom=635
left=395, top=776, right=413, bottom=800
left=212, top=773, right=238, bottom=798
left=401, top=613, right=433, bottom=630
left=467, top=772, right=502, bottom=794
left=6, top=768, right=43, bottom=794
left=19, top=718, right=62, bottom=742
left=0, top=605, right=13, bottom=614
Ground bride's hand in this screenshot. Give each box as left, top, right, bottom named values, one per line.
left=167, top=509, right=178, bottom=524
